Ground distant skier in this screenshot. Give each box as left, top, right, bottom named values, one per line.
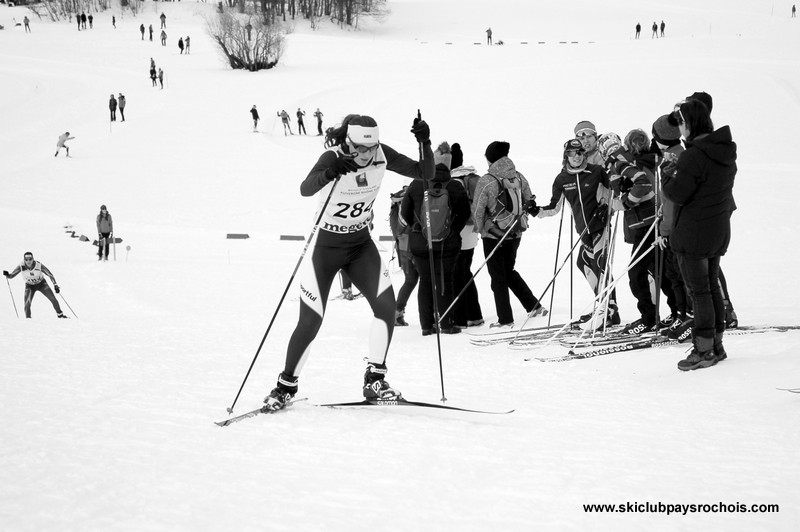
left=296, top=108, right=307, bottom=135
left=88, top=14, right=93, bottom=29
left=660, top=20, right=665, bottom=37
left=158, top=68, right=164, bottom=89
left=178, top=37, right=184, bottom=54
left=250, top=105, right=260, bottom=131
left=150, top=66, right=157, bottom=87
left=109, top=94, right=117, bottom=122
left=3, top=252, right=67, bottom=319
left=486, top=27, right=492, bottom=45
left=96, top=205, right=114, bottom=261
left=160, top=30, right=167, bottom=46
left=160, top=12, right=167, bottom=29
left=652, top=21, right=658, bottom=38
left=149, top=24, right=153, bottom=42
left=54, top=131, right=74, bottom=157
left=635, top=22, right=640, bottom=39
left=140, top=24, right=145, bottom=40
left=23, top=16, right=30, bottom=33
left=80, top=12, right=86, bottom=30
left=184, top=36, right=190, bottom=54
left=118, top=93, right=126, bottom=122
left=278, top=110, right=293, bottom=135
left=113, top=16, right=116, bottom=29
left=313, top=108, right=324, bottom=135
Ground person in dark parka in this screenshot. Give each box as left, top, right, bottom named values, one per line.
left=662, top=99, right=737, bottom=371
left=400, top=142, right=470, bottom=335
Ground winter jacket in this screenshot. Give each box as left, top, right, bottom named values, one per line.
left=118, top=95, right=126, bottom=109
left=96, top=212, right=114, bottom=234
left=538, top=162, right=610, bottom=236
left=109, top=97, right=117, bottom=111
left=606, top=149, right=656, bottom=243
left=657, top=144, right=684, bottom=237
left=472, top=157, right=533, bottom=240
left=662, top=126, right=737, bottom=259
left=401, top=164, right=470, bottom=256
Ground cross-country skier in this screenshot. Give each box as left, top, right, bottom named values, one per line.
left=537, top=139, right=619, bottom=326
left=278, top=110, right=293, bottom=135
left=4, top=252, right=67, bottom=319
left=54, top=132, right=74, bottom=157
left=262, top=113, right=434, bottom=411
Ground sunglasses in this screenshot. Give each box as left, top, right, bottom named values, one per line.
left=347, top=137, right=379, bottom=154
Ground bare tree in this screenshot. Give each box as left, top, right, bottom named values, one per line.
left=206, top=10, right=289, bottom=71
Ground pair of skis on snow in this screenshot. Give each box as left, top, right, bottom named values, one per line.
left=215, top=397, right=514, bottom=427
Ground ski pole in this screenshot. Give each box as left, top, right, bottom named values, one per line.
left=6, top=277, right=19, bottom=318
left=416, top=109, right=447, bottom=404
left=59, top=292, right=79, bottom=319
left=112, top=232, right=117, bottom=261
left=438, top=216, right=520, bottom=324
left=511, top=223, right=590, bottom=340
left=226, top=179, right=339, bottom=414
left=546, top=200, right=566, bottom=326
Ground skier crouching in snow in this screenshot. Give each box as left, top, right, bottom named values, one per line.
left=263, top=113, right=435, bottom=411
left=4, top=252, right=67, bottom=319
left=55, top=132, right=74, bottom=157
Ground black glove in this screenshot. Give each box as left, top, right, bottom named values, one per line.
left=524, top=197, right=540, bottom=217
left=619, top=175, right=633, bottom=193
left=2, top=270, right=8, bottom=277
left=593, top=207, right=609, bottom=225
left=410, top=118, right=430, bottom=143
left=54, top=285, right=60, bottom=294
left=326, top=153, right=359, bottom=180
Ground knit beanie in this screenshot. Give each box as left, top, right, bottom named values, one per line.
left=686, top=91, right=713, bottom=113
left=574, top=121, right=597, bottom=136
left=651, top=114, right=681, bottom=147
left=450, top=142, right=464, bottom=169
left=433, top=141, right=452, bottom=170
left=484, top=141, right=510, bottom=164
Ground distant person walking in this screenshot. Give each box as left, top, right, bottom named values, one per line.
left=158, top=68, right=164, bottom=89
left=486, top=27, right=492, bottom=45
left=54, top=132, right=74, bottom=157
left=3, top=252, right=67, bottom=319
left=96, top=205, right=114, bottom=261
left=23, top=16, right=30, bottom=33
left=109, top=94, right=118, bottom=122
left=296, top=108, right=307, bottom=135
left=113, top=16, right=116, bottom=29
left=140, top=23, right=145, bottom=40
left=160, top=30, right=167, bottom=46
left=150, top=65, right=157, bottom=87
left=660, top=20, right=665, bottom=37
left=118, top=93, right=126, bottom=121
left=793, top=5, right=797, bottom=17
left=80, top=12, right=87, bottom=30
left=178, top=37, right=185, bottom=54
left=314, top=108, right=324, bottom=135
left=250, top=105, right=260, bottom=131
left=88, top=14, right=93, bottom=29
left=184, top=36, right=190, bottom=54
left=635, top=22, right=641, bottom=39
left=149, top=24, right=154, bottom=42
left=652, top=21, right=658, bottom=38
left=160, top=12, right=167, bottom=29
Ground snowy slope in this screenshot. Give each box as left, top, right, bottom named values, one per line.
left=1, top=1, right=799, bottom=531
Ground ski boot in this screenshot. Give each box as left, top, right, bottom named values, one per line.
left=394, top=309, right=409, bottom=327
left=714, top=332, right=727, bottom=363
left=363, top=362, right=402, bottom=400
left=263, top=372, right=298, bottom=412
left=677, top=337, right=717, bottom=371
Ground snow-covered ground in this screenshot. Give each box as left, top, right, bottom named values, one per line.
left=1, top=1, right=799, bottom=530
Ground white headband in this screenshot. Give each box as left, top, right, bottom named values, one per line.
left=347, top=124, right=379, bottom=144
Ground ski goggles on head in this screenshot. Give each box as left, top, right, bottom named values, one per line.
left=566, top=150, right=585, bottom=158
left=575, top=130, right=596, bottom=138
left=24, top=257, right=33, bottom=263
